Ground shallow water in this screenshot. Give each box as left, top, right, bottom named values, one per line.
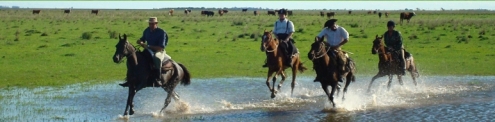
left=1, top=75, right=494, bottom=122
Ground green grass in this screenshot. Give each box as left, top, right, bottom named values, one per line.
left=1, top=9, right=495, bottom=88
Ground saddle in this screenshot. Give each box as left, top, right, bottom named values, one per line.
left=140, top=50, right=175, bottom=73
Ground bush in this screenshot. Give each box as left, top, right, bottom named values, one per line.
left=81, top=32, right=92, bottom=40
left=108, top=30, right=117, bottom=39
left=349, top=23, right=359, bottom=28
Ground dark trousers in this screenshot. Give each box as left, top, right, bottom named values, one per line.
left=276, top=34, right=296, bottom=58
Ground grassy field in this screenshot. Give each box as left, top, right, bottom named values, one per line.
left=1, top=9, right=494, bottom=88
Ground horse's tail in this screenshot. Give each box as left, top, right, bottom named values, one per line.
left=298, top=62, right=308, bottom=73
left=178, top=63, right=191, bottom=86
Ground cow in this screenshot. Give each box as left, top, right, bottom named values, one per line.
left=168, top=9, right=174, bottom=16
left=254, top=10, right=258, bottom=16
left=368, top=11, right=372, bottom=14
left=320, top=11, right=325, bottom=17
left=91, top=10, right=99, bottom=15
left=400, top=12, right=416, bottom=24
left=373, top=11, right=377, bottom=14
left=385, top=12, right=389, bottom=18
left=326, top=12, right=335, bottom=18
left=32, top=10, right=41, bottom=14
left=348, top=11, right=352, bottom=14
left=184, top=9, right=190, bottom=15
left=267, top=11, right=276, bottom=16
left=287, top=11, right=293, bottom=16
left=64, top=9, right=70, bottom=14
left=378, top=12, right=382, bottom=18
left=201, top=10, right=214, bottom=17
left=222, top=9, right=228, bottom=13
left=242, top=9, right=248, bottom=12
left=218, top=9, right=224, bottom=16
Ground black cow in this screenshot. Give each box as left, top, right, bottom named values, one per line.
left=267, top=11, right=276, bottom=16
left=91, top=10, right=99, bottom=15
left=201, top=10, right=215, bottom=17
left=32, top=10, right=41, bottom=14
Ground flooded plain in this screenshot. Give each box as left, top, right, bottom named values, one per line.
left=1, top=75, right=494, bottom=122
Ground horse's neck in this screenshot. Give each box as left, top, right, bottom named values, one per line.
left=125, top=45, right=139, bottom=66
left=378, top=45, right=390, bottom=62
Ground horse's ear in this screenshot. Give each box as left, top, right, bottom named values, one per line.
left=123, top=34, right=127, bottom=40
left=314, top=36, right=318, bottom=42
left=375, top=34, right=378, bottom=39
left=118, top=33, right=121, bottom=40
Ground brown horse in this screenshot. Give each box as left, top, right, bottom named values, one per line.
left=112, top=34, right=191, bottom=116
left=308, top=37, right=356, bottom=107
left=260, top=30, right=307, bottom=98
left=367, top=35, right=419, bottom=92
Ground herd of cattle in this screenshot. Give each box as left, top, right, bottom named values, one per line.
left=30, top=9, right=416, bottom=23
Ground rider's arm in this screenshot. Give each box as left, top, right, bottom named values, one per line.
left=338, top=27, right=350, bottom=47
left=138, top=29, right=147, bottom=43
left=286, top=21, right=295, bottom=40
left=395, top=31, right=403, bottom=50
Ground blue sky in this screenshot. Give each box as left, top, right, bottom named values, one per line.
left=1, top=1, right=494, bottom=10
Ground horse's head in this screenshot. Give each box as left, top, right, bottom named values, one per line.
left=308, top=36, right=329, bottom=60
left=260, top=29, right=278, bottom=52
left=372, top=35, right=384, bottom=55
left=113, top=33, right=134, bottom=63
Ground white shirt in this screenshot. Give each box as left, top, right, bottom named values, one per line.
left=317, top=25, right=349, bottom=46
left=272, top=19, right=295, bottom=34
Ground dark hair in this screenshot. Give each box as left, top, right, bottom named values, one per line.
left=323, top=19, right=337, bottom=28
left=387, top=20, right=395, bottom=27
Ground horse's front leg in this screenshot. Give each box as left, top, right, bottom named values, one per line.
left=398, top=75, right=404, bottom=85
left=266, top=70, right=276, bottom=98
left=368, top=72, right=385, bottom=93
left=320, top=82, right=335, bottom=108
left=387, top=74, right=393, bottom=91
left=271, top=70, right=283, bottom=98
left=123, top=86, right=137, bottom=116
left=329, top=82, right=338, bottom=108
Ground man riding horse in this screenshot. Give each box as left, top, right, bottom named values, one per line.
left=262, top=8, right=297, bottom=67
left=383, top=20, right=406, bottom=75
left=314, top=19, right=350, bottom=84
left=119, top=17, right=173, bottom=87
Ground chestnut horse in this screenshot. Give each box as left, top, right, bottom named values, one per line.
left=260, top=30, right=308, bottom=98
left=367, top=35, right=419, bottom=92
left=112, top=34, right=191, bottom=116
left=308, top=37, right=356, bottom=107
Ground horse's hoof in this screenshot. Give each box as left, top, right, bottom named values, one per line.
left=271, top=93, right=276, bottom=98
left=130, top=110, right=135, bottom=115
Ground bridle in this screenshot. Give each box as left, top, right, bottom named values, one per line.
left=262, top=34, right=278, bottom=53
left=117, top=40, right=139, bottom=65
left=310, top=41, right=331, bottom=60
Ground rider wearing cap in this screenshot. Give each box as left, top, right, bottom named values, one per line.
left=262, top=8, right=296, bottom=67
left=383, top=20, right=406, bottom=75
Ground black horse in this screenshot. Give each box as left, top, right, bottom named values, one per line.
left=112, top=34, right=191, bottom=116
left=308, top=37, right=356, bottom=107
